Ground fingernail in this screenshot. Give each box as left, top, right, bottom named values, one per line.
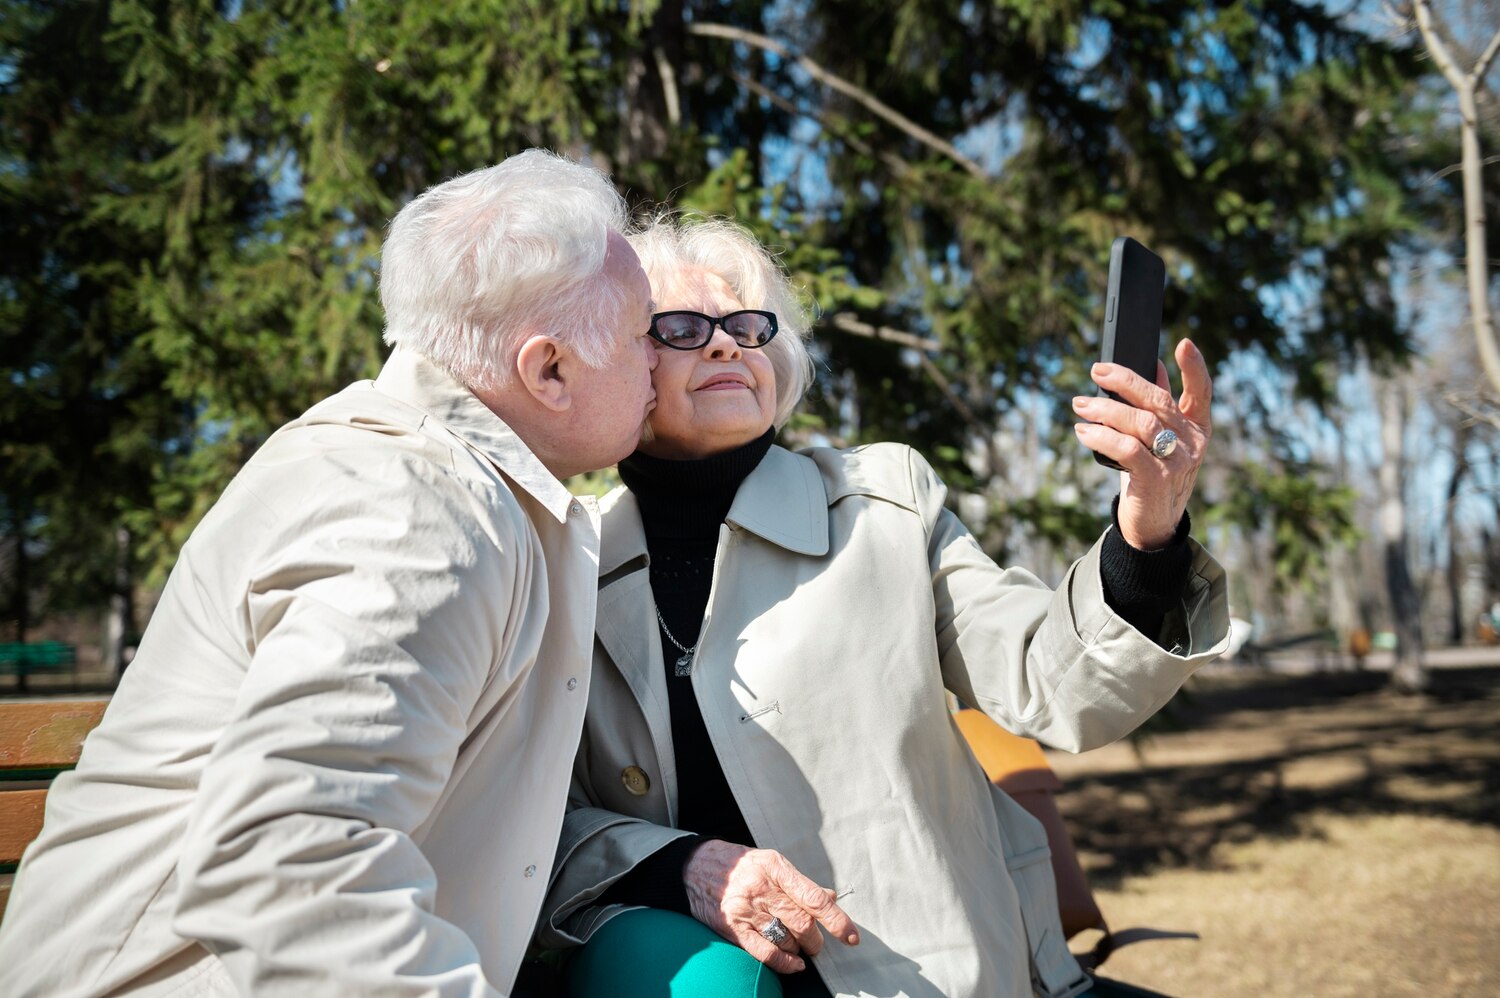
left=1071, top=396, right=1089, bottom=411
left=847, top=932, right=860, bottom=945
left=1074, top=423, right=1090, bottom=435
left=1093, top=362, right=1110, bottom=375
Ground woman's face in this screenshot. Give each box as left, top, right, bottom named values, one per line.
left=637, top=266, right=778, bottom=460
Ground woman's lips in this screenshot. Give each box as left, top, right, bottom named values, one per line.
left=696, top=375, right=750, bottom=391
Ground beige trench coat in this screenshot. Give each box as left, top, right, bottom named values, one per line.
left=0, top=350, right=601, bottom=997
left=540, top=443, right=1230, bottom=998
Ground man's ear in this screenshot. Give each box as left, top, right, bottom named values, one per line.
left=514, top=335, right=572, bottom=412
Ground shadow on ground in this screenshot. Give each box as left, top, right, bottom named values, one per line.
left=1054, top=665, right=1500, bottom=889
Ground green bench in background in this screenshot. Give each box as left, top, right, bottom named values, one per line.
left=0, top=642, right=78, bottom=675
left=0, top=642, right=78, bottom=693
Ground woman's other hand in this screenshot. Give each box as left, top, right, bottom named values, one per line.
left=1073, top=338, right=1213, bottom=550
left=682, top=839, right=859, bottom=974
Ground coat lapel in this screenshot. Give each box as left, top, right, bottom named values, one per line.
left=594, top=488, right=680, bottom=821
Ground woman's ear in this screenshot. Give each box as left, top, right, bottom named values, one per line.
left=514, top=335, right=571, bottom=412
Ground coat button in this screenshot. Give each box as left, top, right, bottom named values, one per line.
left=566, top=677, right=578, bottom=691
left=621, top=765, right=650, bottom=796
left=524, top=865, right=536, bottom=878
left=569, top=501, right=582, bottom=516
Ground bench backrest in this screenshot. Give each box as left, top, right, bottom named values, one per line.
left=0, top=642, right=78, bottom=674
left=0, top=699, right=108, bottom=919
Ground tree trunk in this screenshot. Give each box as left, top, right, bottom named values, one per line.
left=104, top=526, right=133, bottom=676
left=10, top=502, right=32, bottom=693
left=1379, top=379, right=1427, bottom=691
left=1456, top=83, right=1500, bottom=394
left=1447, top=423, right=1472, bottom=645
left=1411, top=2, right=1500, bottom=392
left=616, top=5, right=685, bottom=177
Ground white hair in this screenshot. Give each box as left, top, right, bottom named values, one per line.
left=627, top=216, right=815, bottom=427
left=380, top=149, right=629, bottom=390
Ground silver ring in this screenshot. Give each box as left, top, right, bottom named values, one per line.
left=1151, top=429, right=1178, bottom=459
left=760, top=917, right=790, bottom=945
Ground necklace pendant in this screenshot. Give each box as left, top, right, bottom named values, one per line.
left=674, top=652, right=694, bottom=677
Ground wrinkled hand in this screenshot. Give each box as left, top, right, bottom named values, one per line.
left=682, top=839, right=859, bottom=974
left=1073, top=338, right=1213, bottom=550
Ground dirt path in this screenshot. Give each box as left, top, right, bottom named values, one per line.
left=1047, top=664, right=1500, bottom=997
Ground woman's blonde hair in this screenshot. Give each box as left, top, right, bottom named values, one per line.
left=628, top=215, right=815, bottom=427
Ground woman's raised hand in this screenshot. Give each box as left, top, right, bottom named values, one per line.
left=1072, top=338, right=1213, bottom=550
left=682, top=839, right=859, bottom=974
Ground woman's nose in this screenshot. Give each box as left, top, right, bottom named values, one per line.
left=704, top=325, right=742, bottom=359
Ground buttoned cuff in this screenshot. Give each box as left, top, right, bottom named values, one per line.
left=596, top=834, right=702, bottom=916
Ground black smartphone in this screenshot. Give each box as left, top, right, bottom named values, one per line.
left=1092, top=236, right=1166, bottom=471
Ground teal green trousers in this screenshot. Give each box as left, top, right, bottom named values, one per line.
left=562, top=908, right=783, bottom=998
left=560, top=907, right=1161, bottom=998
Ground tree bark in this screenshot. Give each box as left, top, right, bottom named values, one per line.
left=1379, top=378, right=1428, bottom=691
left=1411, top=1, right=1500, bottom=393
left=1446, top=422, right=1472, bottom=644
left=104, top=526, right=133, bottom=676
left=9, top=502, right=31, bottom=693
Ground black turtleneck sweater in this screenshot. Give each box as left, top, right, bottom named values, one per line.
left=600, top=430, right=1193, bottom=927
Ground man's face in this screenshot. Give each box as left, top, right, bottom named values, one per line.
left=563, top=232, right=658, bottom=471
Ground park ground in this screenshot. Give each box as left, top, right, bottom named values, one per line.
left=1051, top=659, right=1500, bottom=997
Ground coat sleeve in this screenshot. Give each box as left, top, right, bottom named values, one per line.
left=910, top=447, right=1231, bottom=753
left=170, top=452, right=516, bottom=997
left=535, top=731, right=696, bottom=949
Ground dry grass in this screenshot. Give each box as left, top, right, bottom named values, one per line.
left=1048, top=665, right=1500, bottom=997
left=1088, top=813, right=1500, bottom=996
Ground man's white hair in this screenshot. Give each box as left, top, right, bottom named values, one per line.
left=628, top=216, right=815, bottom=427
left=380, top=149, right=629, bottom=390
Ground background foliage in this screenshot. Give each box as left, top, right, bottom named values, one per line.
left=0, top=0, right=1492, bottom=658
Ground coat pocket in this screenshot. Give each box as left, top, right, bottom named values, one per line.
left=993, top=789, right=1092, bottom=998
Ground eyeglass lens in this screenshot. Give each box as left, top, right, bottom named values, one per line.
left=651, top=311, right=775, bottom=349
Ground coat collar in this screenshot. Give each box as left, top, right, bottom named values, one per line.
left=373, top=347, right=576, bottom=523
left=724, top=444, right=830, bottom=557
left=597, top=444, right=829, bottom=578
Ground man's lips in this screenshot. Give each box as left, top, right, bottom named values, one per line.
left=696, top=374, right=751, bottom=391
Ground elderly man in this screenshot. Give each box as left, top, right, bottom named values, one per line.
left=0, top=150, right=657, bottom=996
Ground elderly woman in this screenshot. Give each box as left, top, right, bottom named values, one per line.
left=539, top=218, right=1229, bottom=998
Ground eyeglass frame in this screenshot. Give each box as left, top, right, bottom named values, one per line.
left=646, top=309, right=780, bottom=351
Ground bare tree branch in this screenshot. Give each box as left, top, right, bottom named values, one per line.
left=1442, top=390, right=1500, bottom=431
left=827, top=311, right=941, bottom=352
left=1411, top=0, right=1500, bottom=394
left=653, top=46, right=681, bottom=126
left=687, top=22, right=987, bottom=179
left=1412, top=0, right=1469, bottom=91
left=1472, top=24, right=1500, bottom=85
left=1422, top=154, right=1500, bottom=185
left=728, top=70, right=913, bottom=177
left=826, top=312, right=1005, bottom=472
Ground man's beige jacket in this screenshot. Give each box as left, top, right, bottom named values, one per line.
left=541, top=443, right=1230, bottom=997
left=0, top=350, right=600, bottom=997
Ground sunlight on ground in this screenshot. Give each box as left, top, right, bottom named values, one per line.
left=1088, top=813, right=1500, bottom=997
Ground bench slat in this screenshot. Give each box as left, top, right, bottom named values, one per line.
left=0, top=701, right=108, bottom=773
left=0, top=788, right=47, bottom=869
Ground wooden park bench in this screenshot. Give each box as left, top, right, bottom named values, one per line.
left=0, top=699, right=108, bottom=920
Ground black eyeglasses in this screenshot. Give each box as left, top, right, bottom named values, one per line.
left=647, top=309, right=779, bottom=351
